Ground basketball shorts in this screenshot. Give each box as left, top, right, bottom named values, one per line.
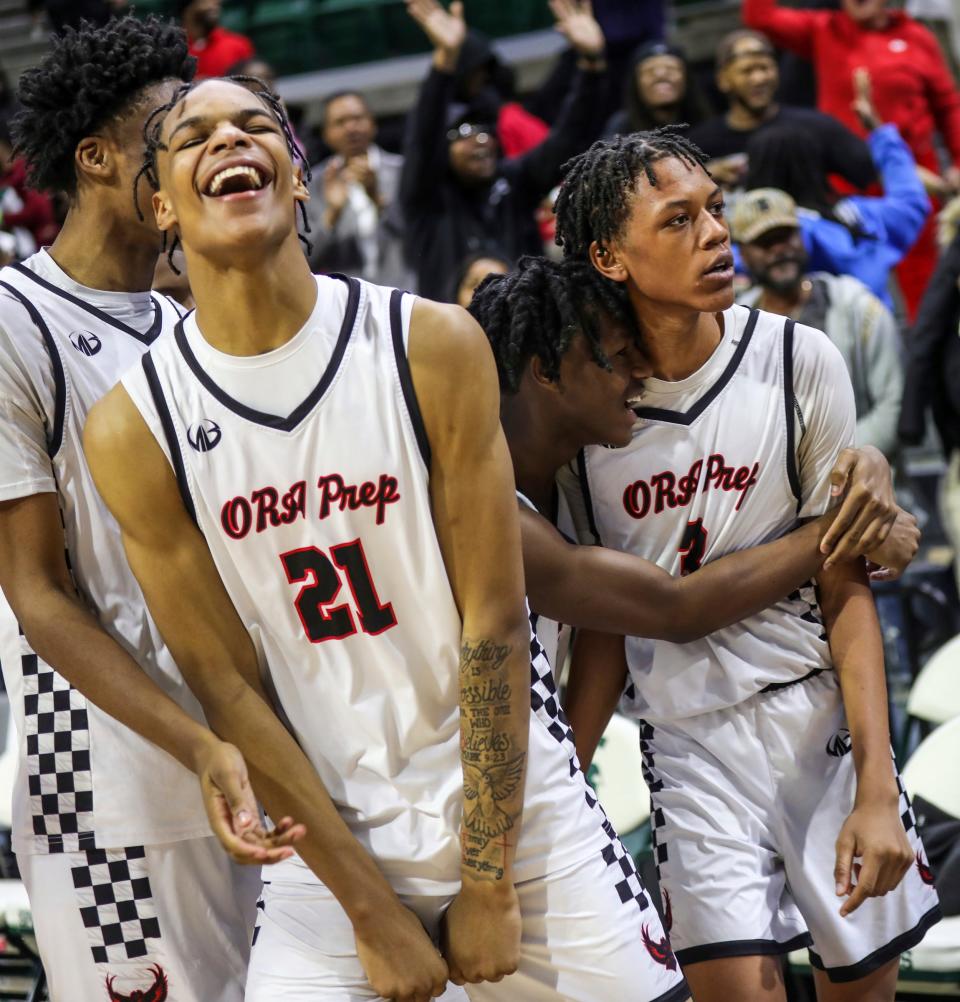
left=245, top=845, right=689, bottom=1002
left=640, top=670, right=942, bottom=983
left=19, top=835, right=261, bottom=1001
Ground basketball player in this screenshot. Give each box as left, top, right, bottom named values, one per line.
left=467, top=255, right=918, bottom=703
left=84, top=77, right=689, bottom=1002
left=0, top=19, right=300, bottom=1002
left=550, top=129, right=941, bottom=1002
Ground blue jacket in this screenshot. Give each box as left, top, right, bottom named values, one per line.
left=799, top=125, right=930, bottom=307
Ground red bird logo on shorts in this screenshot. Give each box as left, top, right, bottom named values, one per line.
left=916, top=852, right=935, bottom=886
left=641, top=923, right=677, bottom=971
left=662, top=889, right=673, bottom=933
left=105, top=964, right=168, bottom=1002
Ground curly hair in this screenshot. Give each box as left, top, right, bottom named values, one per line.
left=468, top=255, right=634, bottom=395
left=553, top=127, right=709, bottom=260
left=12, top=15, right=194, bottom=197
left=135, top=75, right=313, bottom=272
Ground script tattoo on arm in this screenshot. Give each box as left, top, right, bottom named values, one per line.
left=459, top=638, right=527, bottom=881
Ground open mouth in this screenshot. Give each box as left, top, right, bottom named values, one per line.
left=205, top=164, right=267, bottom=197
left=703, top=254, right=733, bottom=277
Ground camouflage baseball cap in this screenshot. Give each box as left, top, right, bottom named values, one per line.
left=730, top=188, right=800, bottom=244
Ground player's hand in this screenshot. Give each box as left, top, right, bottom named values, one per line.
left=354, top=903, right=449, bottom=1002
left=198, top=740, right=306, bottom=865
left=442, top=876, right=521, bottom=985
left=820, top=446, right=897, bottom=568
left=406, top=0, right=466, bottom=70
left=549, top=0, right=605, bottom=59
left=864, top=508, right=920, bottom=581
left=835, top=796, right=913, bottom=917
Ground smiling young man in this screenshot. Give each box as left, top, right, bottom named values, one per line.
left=551, top=130, right=941, bottom=1002
left=84, top=77, right=692, bottom=1002
left=468, top=255, right=917, bottom=752
left=0, top=18, right=298, bottom=1002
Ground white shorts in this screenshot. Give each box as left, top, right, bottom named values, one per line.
left=640, top=671, right=942, bottom=983
left=19, top=835, right=260, bottom=1001
left=246, top=845, right=689, bottom=1002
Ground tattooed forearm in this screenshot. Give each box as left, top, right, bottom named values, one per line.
left=459, top=637, right=528, bottom=881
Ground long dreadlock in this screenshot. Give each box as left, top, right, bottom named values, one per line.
left=134, top=75, right=313, bottom=273
left=553, top=127, right=709, bottom=260
left=468, top=256, right=634, bottom=395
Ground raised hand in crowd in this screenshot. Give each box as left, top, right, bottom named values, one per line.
left=851, top=67, right=882, bottom=133
left=406, top=0, right=467, bottom=72
left=321, top=154, right=382, bottom=231
left=548, top=0, right=606, bottom=62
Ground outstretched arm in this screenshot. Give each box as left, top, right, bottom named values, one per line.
left=741, top=0, right=827, bottom=59
left=84, top=386, right=448, bottom=1002
left=409, top=299, right=530, bottom=988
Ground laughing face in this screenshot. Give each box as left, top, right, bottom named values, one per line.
left=150, top=79, right=308, bottom=267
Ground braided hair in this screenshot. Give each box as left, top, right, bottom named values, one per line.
left=12, top=15, right=194, bottom=197
left=135, top=75, right=313, bottom=273
left=553, top=127, right=709, bottom=260
left=468, top=255, right=634, bottom=395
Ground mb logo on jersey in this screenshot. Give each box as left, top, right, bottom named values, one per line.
left=188, top=419, right=222, bottom=452
left=826, top=728, right=852, bottom=758
left=69, top=330, right=102, bottom=356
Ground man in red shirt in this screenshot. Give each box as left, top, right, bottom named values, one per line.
left=178, top=0, right=254, bottom=79
left=743, top=0, right=960, bottom=319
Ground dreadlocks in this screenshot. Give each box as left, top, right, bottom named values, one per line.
left=135, top=75, right=314, bottom=272
left=12, top=15, right=194, bottom=197
left=468, top=256, right=634, bottom=395
left=553, top=127, right=709, bottom=260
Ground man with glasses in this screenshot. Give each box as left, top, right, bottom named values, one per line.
left=401, top=0, right=608, bottom=300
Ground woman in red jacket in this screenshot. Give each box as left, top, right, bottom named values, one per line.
left=743, top=0, right=960, bottom=319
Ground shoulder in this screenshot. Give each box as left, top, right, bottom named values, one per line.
left=409, top=297, right=491, bottom=370
left=378, top=148, right=404, bottom=170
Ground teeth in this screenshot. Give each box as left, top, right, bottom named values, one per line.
left=207, top=164, right=263, bottom=196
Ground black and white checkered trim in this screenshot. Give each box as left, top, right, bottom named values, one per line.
left=528, top=612, right=649, bottom=909
left=896, top=769, right=917, bottom=836
left=24, top=646, right=95, bottom=853
left=639, top=721, right=669, bottom=872
left=785, top=581, right=826, bottom=642
left=71, top=845, right=161, bottom=964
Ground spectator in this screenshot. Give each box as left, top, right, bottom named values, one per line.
left=743, top=70, right=930, bottom=309
left=305, top=90, right=411, bottom=289
left=0, top=119, right=58, bottom=255
left=688, top=28, right=876, bottom=192
left=898, top=197, right=960, bottom=585
left=449, top=248, right=511, bottom=307
left=733, top=187, right=903, bottom=460
left=743, top=0, right=960, bottom=319
left=178, top=0, right=254, bottom=79
left=603, top=40, right=710, bottom=139
left=401, top=0, right=607, bottom=300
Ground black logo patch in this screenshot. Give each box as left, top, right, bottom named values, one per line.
left=68, top=330, right=101, bottom=356
left=826, top=727, right=852, bottom=757
left=187, top=418, right=222, bottom=452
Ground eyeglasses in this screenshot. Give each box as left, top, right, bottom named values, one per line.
left=446, top=123, right=493, bottom=144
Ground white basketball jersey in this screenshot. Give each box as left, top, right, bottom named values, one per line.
left=122, top=276, right=611, bottom=894
left=567, top=304, right=856, bottom=723
left=0, top=257, right=210, bottom=854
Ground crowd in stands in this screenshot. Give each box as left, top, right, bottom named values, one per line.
left=3, top=0, right=960, bottom=524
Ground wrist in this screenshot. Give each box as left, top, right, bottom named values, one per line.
left=459, top=869, right=516, bottom=903
left=186, top=726, right=222, bottom=775
left=576, top=53, right=606, bottom=72
left=854, top=766, right=900, bottom=806
left=433, top=48, right=459, bottom=73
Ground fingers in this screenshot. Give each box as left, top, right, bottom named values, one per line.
left=823, top=489, right=894, bottom=567
left=834, top=830, right=855, bottom=900
left=828, top=447, right=857, bottom=499
left=450, top=0, right=464, bottom=21
left=840, top=859, right=876, bottom=917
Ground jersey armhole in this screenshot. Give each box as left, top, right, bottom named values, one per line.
left=141, top=352, right=199, bottom=527
left=389, top=289, right=432, bottom=471
left=0, top=279, right=67, bottom=458
left=575, top=449, right=603, bottom=546
left=782, top=318, right=802, bottom=513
